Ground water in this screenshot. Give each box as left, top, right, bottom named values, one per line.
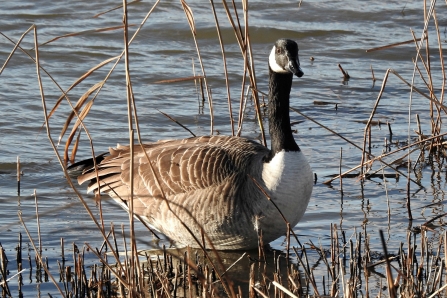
left=1, top=0, right=446, bottom=296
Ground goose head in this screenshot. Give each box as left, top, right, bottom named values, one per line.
left=269, top=39, right=303, bottom=77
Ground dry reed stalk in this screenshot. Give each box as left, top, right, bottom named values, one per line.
left=210, top=0, right=234, bottom=136
left=0, top=24, right=35, bottom=75
left=235, top=81, right=250, bottom=137
left=55, top=0, right=161, bottom=163
left=338, top=63, right=350, bottom=80
left=27, top=2, right=200, bottom=294
left=389, top=69, right=447, bottom=113
left=334, top=224, right=341, bottom=296
left=34, top=25, right=128, bottom=284
left=121, top=2, right=140, bottom=294
left=0, top=31, right=59, bottom=88
left=317, top=23, right=446, bottom=190
left=363, top=233, right=370, bottom=298
left=0, top=245, right=11, bottom=296
left=432, top=10, right=445, bottom=106
left=410, top=30, right=439, bottom=138
left=33, top=190, right=42, bottom=255
left=221, top=0, right=246, bottom=137
left=272, top=281, right=299, bottom=298
left=365, top=147, right=418, bottom=177
left=86, top=242, right=129, bottom=288
left=339, top=256, right=347, bottom=298
left=157, top=109, right=196, bottom=137
left=329, top=224, right=336, bottom=296
left=370, top=65, right=376, bottom=81
left=323, top=131, right=447, bottom=185
left=290, top=106, right=424, bottom=186
left=236, top=75, right=249, bottom=136
left=339, top=147, right=343, bottom=195
left=425, top=9, right=436, bottom=138
left=120, top=223, right=132, bottom=293
left=17, top=233, right=23, bottom=294
left=16, top=156, right=20, bottom=196
left=37, top=64, right=107, bottom=233
left=360, top=69, right=390, bottom=178
left=222, top=0, right=266, bottom=145
left=317, top=239, right=332, bottom=274
left=430, top=10, right=446, bottom=152
left=180, top=0, right=214, bottom=135
left=93, top=0, right=141, bottom=18
left=242, top=1, right=266, bottom=146
left=18, top=212, right=65, bottom=296
left=248, top=262, right=255, bottom=298
left=187, top=248, right=193, bottom=298
left=218, top=253, right=247, bottom=278
left=154, top=75, right=205, bottom=84
left=381, top=166, right=392, bottom=232
left=404, top=0, right=437, bottom=220
left=61, top=81, right=104, bottom=153
left=39, top=25, right=136, bottom=47
left=291, top=246, right=319, bottom=296
left=411, top=54, right=435, bottom=101
left=365, top=37, right=425, bottom=52
left=286, top=222, right=291, bottom=276
left=252, top=286, right=269, bottom=298
left=50, top=58, right=117, bottom=135
left=70, top=129, right=82, bottom=164
left=34, top=21, right=121, bottom=274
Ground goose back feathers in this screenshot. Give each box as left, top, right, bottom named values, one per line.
left=72, top=39, right=313, bottom=250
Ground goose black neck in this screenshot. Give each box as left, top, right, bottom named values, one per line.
left=267, top=68, right=300, bottom=158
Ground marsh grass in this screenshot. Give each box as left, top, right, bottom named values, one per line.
left=1, top=0, right=447, bottom=297
left=2, top=220, right=447, bottom=297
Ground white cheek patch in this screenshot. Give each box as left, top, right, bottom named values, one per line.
left=269, top=47, right=289, bottom=73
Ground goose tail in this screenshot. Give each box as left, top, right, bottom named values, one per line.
left=66, top=153, right=108, bottom=178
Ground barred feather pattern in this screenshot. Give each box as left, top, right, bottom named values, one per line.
left=79, top=136, right=263, bottom=248
left=77, top=135, right=312, bottom=250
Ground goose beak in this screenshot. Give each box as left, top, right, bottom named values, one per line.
left=288, top=59, right=304, bottom=77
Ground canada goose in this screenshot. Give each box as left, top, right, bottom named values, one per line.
left=69, top=39, right=313, bottom=250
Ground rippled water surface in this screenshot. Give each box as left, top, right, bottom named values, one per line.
left=1, top=0, right=447, bottom=296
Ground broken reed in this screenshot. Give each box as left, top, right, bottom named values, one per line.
left=363, top=3, right=446, bottom=162
left=327, top=1, right=446, bottom=203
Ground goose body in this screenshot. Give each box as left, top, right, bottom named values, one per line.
left=72, top=39, right=313, bottom=250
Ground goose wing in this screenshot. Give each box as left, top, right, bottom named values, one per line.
left=78, top=135, right=269, bottom=201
